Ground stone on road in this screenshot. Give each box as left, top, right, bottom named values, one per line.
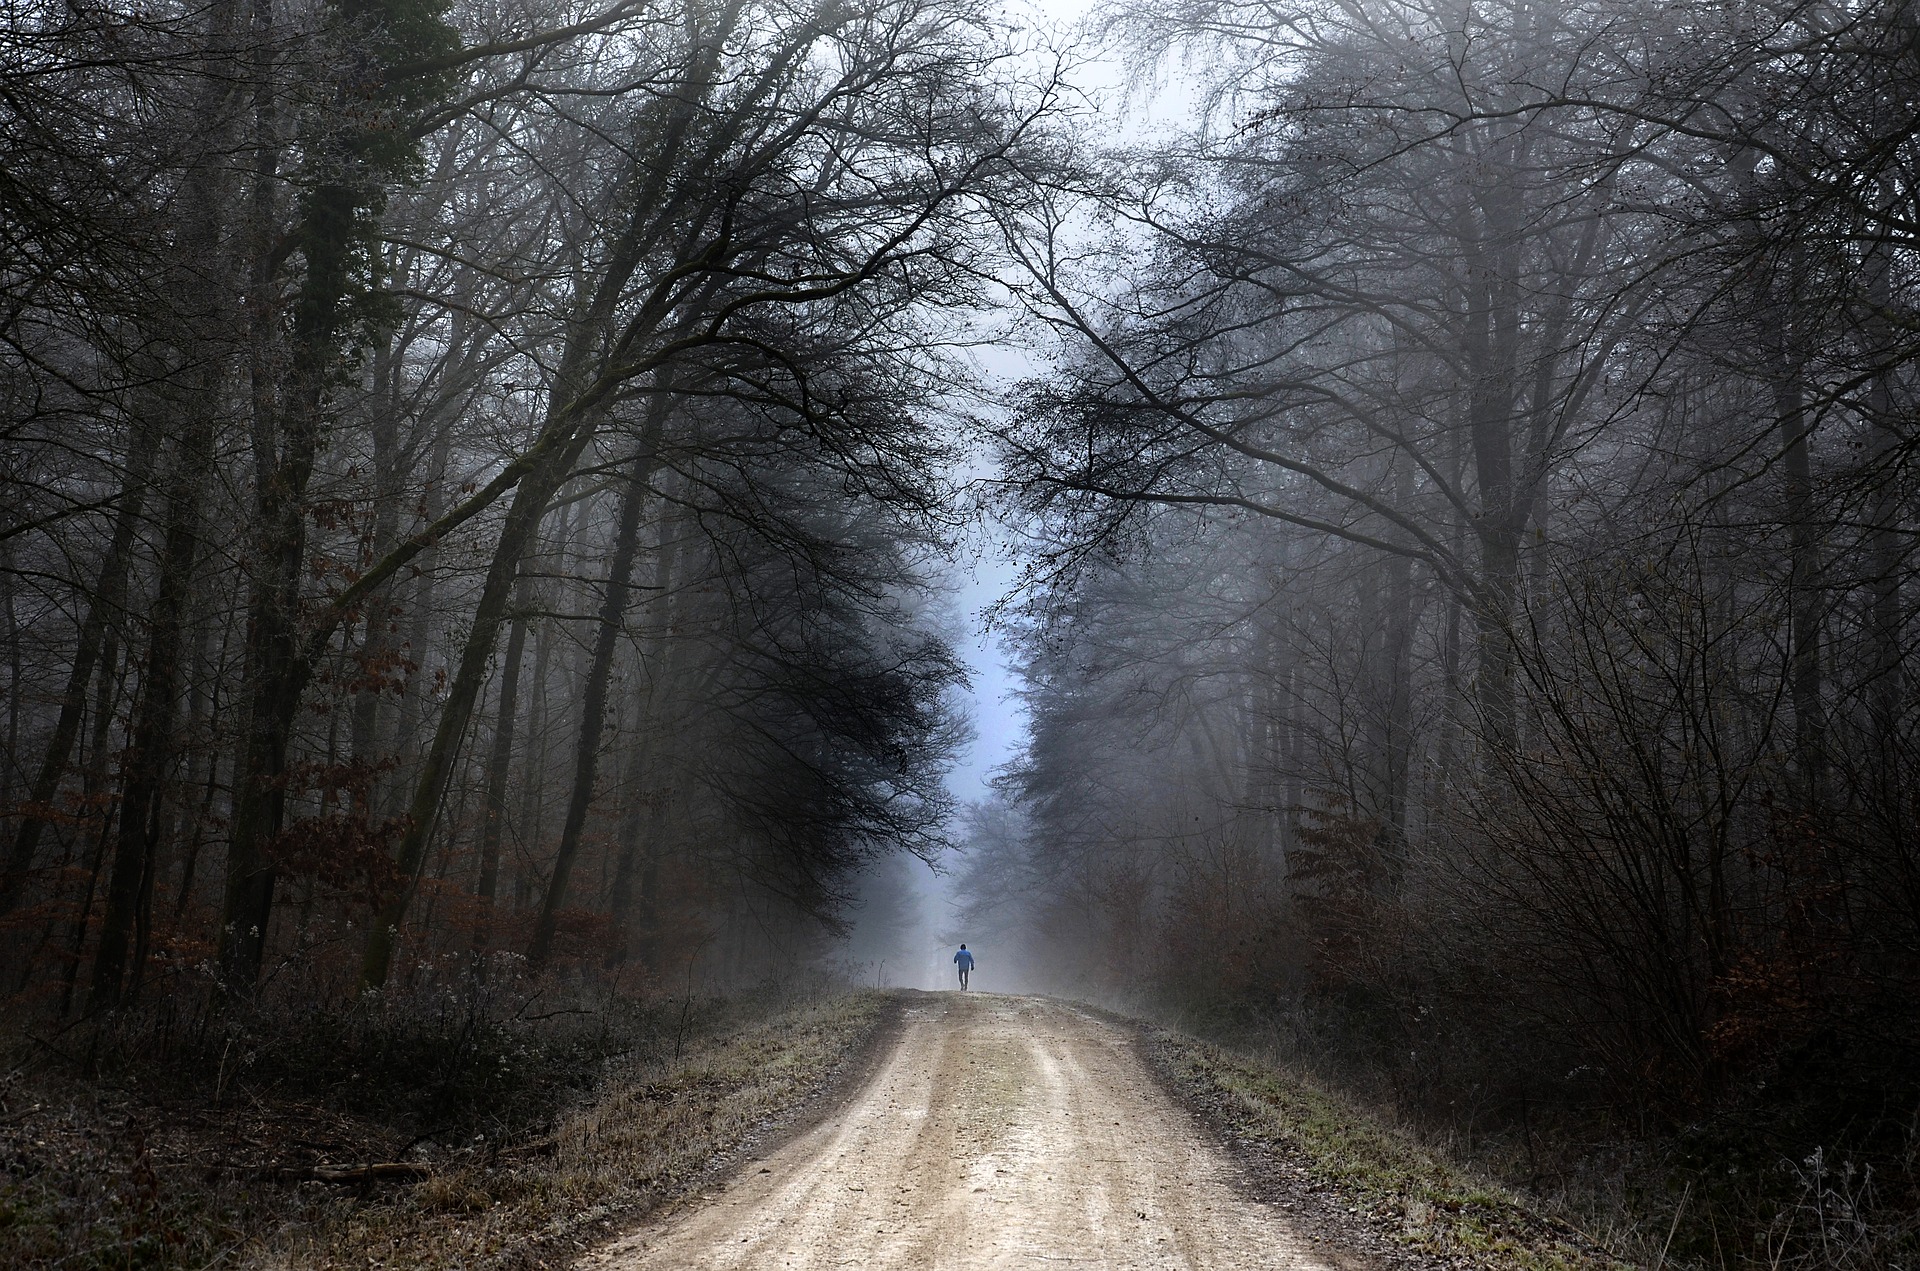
left=583, top=993, right=1340, bottom=1270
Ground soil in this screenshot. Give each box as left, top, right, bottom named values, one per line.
left=581, top=992, right=1349, bottom=1270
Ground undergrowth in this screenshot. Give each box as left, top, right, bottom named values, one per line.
left=0, top=964, right=896, bottom=1270
left=1150, top=1029, right=1627, bottom=1271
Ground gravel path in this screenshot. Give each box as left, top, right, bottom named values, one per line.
left=583, top=993, right=1341, bottom=1270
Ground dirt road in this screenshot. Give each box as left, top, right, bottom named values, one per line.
left=584, top=993, right=1341, bottom=1270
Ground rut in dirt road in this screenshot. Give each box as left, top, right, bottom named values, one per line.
left=584, top=993, right=1344, bottom=1271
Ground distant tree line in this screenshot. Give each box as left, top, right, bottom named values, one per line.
left=0, top=0, right=1060, bottom=1012
left=965, top=0, right=1920, bottom=1204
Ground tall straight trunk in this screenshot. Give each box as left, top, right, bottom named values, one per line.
left=515, top=596, right=555, bottom=909
left=1380, top=455, right=1417, bottom=885
left=216, top=0, right=293, bottom=990
left=632, top=509, right=710, bottom=976
left=3, top=546, right=17, bottom=817
left=1863, top=254, right=1904, bottom=754
left=530, top=405, right=667, bottom=968
left=349, top=305, right=405, bottom=783
left=606, top=505, right=683, bottom=968
left=1373, top=558, right=1415, bottom=894
left=174, top=611, right=230, bottom=919
left=1430, top=396, right=1471, bottom=800
left=1775, top=366, right=1826, bottom=803
left=511, top=499, right=574, bottom=909
left=1281, top=630, right=1304, bottom=861
left=0, top=428, right=159, bottom=916
left=89, top=1, right=239, bottom=1004
left=1867, top=374, right=1903, bottom=745
left=602, top=729, right=654, bottom=968
left=89, top=402, right=217, bottom=1009
left=358, top=419, right=600, bottom=987
left=1244, top=569, right=1285, bottom=866
left=353, top=0, right=747, bottom=988
left=1456, top=166, right=1524, bottom=753
left=90, top=440, right=211, bottom=1008
left=54, top=631, right=125, bottom=1009
left=387, top=421, right=457, bottom=813
left=474, top=572, right=532, bottom=948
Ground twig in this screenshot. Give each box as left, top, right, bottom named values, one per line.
left=1655, top=1180, right=1692, bottom=1271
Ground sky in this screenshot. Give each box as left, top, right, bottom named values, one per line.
left=942, top=535, right=1027, bottom=809
left=874, top=0, right=1194, bottom=988
left=935, top=0, right=1199, bottom=812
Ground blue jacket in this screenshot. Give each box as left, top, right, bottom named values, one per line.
left=953, top=949, right=974, bottom=970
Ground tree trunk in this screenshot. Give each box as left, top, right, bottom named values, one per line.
left=1457, top=167, right=1525, bottom=753
left=173, top=613, right=230, bottom=920
left=3, top=547, right=17, bottom=821
left=1373, top=512, right=1416, bottom=896
left=514, top=589, right=555, bottom=910
left=215, top=0, right=294, bottom=991
left=1775, top=366, right=1826, bottom=804
left=358, top=419, right=600, bottom=988
left=0, top=428, right=158, bottom=916
left=349, top=305, right=405, bottom=788
left=88, top=2, right=239, bottom=1003
left=474, top=571, right=531, bottom=950
left=55, top=632, right=126, bottom=1010
left=90, top=413, right=214, bottom=1010
left=530, top=403, right=666, bottom=968
left=387, top=420, right=456, bottom=813
left=1862, top=254, right=1904, bottom=760
left=606, top=502, right=683, bottom=968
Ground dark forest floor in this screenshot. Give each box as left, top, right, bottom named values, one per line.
left=1141, top=1019, right=1917, bottom=1271
left=1143, top=1027, right=1627, bottom=1271
left=0, top=985, right=902, bottom=1271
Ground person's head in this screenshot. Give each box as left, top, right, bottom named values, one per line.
left=959, top=944, right=966, bottom=950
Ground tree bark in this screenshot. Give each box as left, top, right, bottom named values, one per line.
left=387, top=420, right=456, bottom=813
left=474, top=570, right=532, bottom=949
left=215, top=0, right=293, bottom=991
left=88, top=0, right=239, bottom=1005
left=529, top=398, right=667, bottom=968
left=348, top=301, right=405, bottom=789
left=1775, top=365, right=1826, bottom=804
left=54, top=631, right=126, bottom=1011
left=358, top=415, right=600, bottom=988
left=0, top=428, right=157, bottom=917
left=606, top=502, right=683, bottom=968
left=89, top=414, right=214, bottom=1010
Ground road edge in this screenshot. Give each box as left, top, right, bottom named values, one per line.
left=556, top=988, right=914, bottom=1269
left=1128, top=1021, right=1436, bottom=1271
left=1130, top=1020, right=1628, bottom=1271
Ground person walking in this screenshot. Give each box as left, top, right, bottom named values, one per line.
left=953, top=944, right=975, bottom=990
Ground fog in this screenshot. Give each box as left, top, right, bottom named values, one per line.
left=3, top=0, right=1918, bottom=1261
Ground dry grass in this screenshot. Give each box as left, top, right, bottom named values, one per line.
left=275, top=990, right=894, bottom=1269
left=2, top=988, right=897, bottom=1271
left=1148, top=1029, right=1632, bottom=1271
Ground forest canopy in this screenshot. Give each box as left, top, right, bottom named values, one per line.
left=3, top=0, right=1918, bottom=1262
left=960, top=0, right=1920, bottom=1255
left=0, top=0, right=1060, bottom=1006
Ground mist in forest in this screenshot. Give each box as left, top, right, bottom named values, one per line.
left=4, top=0, right=1920, bottom=1262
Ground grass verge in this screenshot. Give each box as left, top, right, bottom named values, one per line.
left=2, top=988, right=900, bottom=1271
left=1145, top=1028, right=1632, bottom=1271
